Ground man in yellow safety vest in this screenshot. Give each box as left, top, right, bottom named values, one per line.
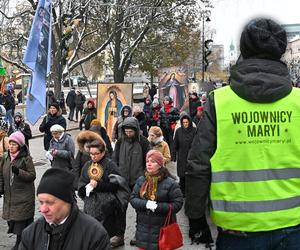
left=185, top=18, right=300, bottom=250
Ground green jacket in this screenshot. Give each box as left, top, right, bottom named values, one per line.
left=0, top=147, right=36, bottom=221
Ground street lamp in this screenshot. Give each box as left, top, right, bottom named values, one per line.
left=201, top=16, right=211, bottom=84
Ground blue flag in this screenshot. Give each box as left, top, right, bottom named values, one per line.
left=23, top=0, right=52, bottom=125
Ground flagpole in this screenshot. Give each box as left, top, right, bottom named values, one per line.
left=46, top=71, right=51, bottom=123
left=56, top=0, right=63, bottom=100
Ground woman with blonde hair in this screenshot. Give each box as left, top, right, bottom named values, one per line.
left=148, top=126, right=171, bottom=165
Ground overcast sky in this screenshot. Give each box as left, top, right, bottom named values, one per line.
left=209, top=0, right=300, bottom=55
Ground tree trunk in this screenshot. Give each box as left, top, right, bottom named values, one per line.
left=114, top=68, right=125, bottom=83
left=150, top=70, right=154, bottom=85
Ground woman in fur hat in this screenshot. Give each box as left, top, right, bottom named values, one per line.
left=130, top=150, right=183, bottom=250
left=78, top=139, right=122, bottom=238
left=73, top=130, right=105, bottom=189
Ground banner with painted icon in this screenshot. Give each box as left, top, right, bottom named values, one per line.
left=96, top=83, right=133, bottom=140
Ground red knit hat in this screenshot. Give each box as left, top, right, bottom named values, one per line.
left=87, top=99, right=95, bottom=107
left=146, top=150, right=164, bottom=167
left=197, top=106, right=204, bottom=111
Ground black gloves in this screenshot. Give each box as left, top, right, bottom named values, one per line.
left=11, top=165, right=19, bottom=175
left=188, top=216, right=214, bottom=246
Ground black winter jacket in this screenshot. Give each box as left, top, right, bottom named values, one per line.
left=78, top=157, right=121, bottom=237
left=8, top=121, right=32, bottom=147
left=19, top=204, right=111, bottom=250
left=113, top=117, right=150, bottom=186
left=185, top=58, right=292, bottom=219
left=134, top=111, right=148, bottom=137
left=174, top=114, right=196, bottom=177
left=130, top=175, right=183, bottom=250
left=159, top=105, right=180, bottom=131
left=39, top=112, right=67, bottom=150
left=80, top=107, right=96, bottom=130
left=66, top=90, right=76, bottom=108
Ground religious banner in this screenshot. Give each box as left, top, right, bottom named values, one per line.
left=96, top=83, right=133, bottom=140
left=158, top=65, right=189, bottom=111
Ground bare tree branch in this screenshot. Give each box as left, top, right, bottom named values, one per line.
left=0, top=54, right=29, bottom=73
left=66, top=31, right=115, bottom=75
left=0, top=9, right=32, bottom=20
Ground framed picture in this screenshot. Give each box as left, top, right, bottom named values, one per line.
left=96, top=83, right=133, bottom=139
left=158, top=65, right=189, bottom=111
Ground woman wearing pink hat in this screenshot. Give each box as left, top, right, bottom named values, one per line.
left=0, top=131, right=36, bottom=249
left=130, top=150, right=183, bottom=250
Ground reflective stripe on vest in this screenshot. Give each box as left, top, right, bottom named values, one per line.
left=210, top=86, right=300, bottom=232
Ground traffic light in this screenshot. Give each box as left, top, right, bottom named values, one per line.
left=204, top=39, right=213, bottom=71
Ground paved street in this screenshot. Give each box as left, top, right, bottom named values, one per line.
left=0, top=129, right=217, bottom=249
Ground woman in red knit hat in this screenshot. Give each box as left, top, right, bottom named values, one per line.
left=79, top=99, right=97, bottom=130
left=130, top=150, right=183, bottom=250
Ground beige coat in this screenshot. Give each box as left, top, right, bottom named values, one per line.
left=151, top=140, right=171, bottom=165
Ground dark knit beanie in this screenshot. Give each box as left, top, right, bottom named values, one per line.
left=240, top=18, right=287, bottom=60
left=49, top=102, right=60, bottom=111
left=37, top=168, right=75, bottom=204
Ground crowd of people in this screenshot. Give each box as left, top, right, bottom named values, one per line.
left=0, top=84, right=208, bottom=249
left=1, top=17, right=300, bottom=250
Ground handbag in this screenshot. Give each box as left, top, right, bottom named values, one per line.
left=83, top=191, right=119, bottom=222
left=159, top=204, right=183, bottom=250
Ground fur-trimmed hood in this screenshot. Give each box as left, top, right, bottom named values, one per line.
left=76, top=130, right=104, bottom=152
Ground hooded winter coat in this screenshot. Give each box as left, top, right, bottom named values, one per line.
left=185, top=58, right=292, bottom=219
left=174, top=114, right=196, bottom=177
left=0, top=146, right=35, bottom=222
left=112, top=105, right=132, bottom=141
left=49, top=133, right=75, bottom=170
left=113, top=117, right=150, bottom=187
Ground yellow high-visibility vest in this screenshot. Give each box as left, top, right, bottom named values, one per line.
left=210, top=86, right=300, bottom=232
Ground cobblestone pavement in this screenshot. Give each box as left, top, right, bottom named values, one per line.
left=0, top=130, right=217, bottom=250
